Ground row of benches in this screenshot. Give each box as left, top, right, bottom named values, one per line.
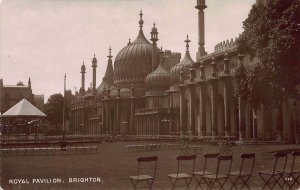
left=130, top=151, right=300, bottom=190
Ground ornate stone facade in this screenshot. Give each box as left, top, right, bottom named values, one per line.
left=70, top=1, right=300, bottom=142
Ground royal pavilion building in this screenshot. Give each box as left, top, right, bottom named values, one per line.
left=70, top=0, right=300, bottom=142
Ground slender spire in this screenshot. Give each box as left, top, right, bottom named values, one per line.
left=139, top=10, right=144, bottom=29
left=63, top=73, right=66, bottom=134
left=103, top=47, right=114, bottom=84
left=184, top=34, right=191, bottom=52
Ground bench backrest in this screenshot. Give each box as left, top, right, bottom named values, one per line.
left=202, top=153, right=220, bottom=175
left=137, top=156, right=158, bottom=178
left=273, top=152, right=288, bottom=174
left=291, top=151, right=300, bottom=173
left=175, top=155, right=196, bottom=177
left=239, top=153, right=255, bottom=175
left=215, top=155, right=233, bottom=178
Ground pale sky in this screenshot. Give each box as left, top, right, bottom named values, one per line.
left=0, top=0, right=255, bottom=102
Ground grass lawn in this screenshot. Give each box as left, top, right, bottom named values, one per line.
left=1, top=142, right=300, bottom=190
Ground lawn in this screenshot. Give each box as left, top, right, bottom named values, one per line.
left=1, top=142, right=300, bottom=190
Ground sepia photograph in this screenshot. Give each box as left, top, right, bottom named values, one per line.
left=0, top=0, right=300, bottom=189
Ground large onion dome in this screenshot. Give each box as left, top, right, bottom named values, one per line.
left=170, top=35, right=195, bottom=83
left=145, top=50, right=170, bottom=89
left=114, top=11, right=158, bottom=88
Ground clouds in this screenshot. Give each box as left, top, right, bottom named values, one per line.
left=0, top=0, right=255, bottom=101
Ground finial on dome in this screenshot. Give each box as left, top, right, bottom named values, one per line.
left=184, top=34, right=191, bottom=52
left=127, top=38, right=131, bottom=46
left=139, top=10, right=144, bottom=28
left=107, top=46, right=113, bottom=59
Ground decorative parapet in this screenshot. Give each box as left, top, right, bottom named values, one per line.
left=214, top=38, right=238, bottom=53
left=164, top=50, right=181, bottom=58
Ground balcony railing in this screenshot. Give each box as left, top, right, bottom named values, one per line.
left=135, top=108, right=178, bottom=115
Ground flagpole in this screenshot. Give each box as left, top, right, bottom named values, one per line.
left=63, top=74, right=66, bottom=135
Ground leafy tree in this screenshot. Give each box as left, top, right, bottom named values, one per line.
left=236, top=0, right=300, bottom=108
left=44, top=93, right=69, bottom=133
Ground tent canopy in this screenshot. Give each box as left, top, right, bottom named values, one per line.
left=1, top=98, right=46, bottom=117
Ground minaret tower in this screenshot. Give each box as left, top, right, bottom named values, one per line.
left=150, top=23, right=159, bottom=71
left=195, top=0, right=207, bottom=59
left=92, top=54, right=97, bottom=95
left=80, top=62, right=86, bottom=95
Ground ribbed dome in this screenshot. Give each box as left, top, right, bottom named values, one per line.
left=114, top=12, right=158, bottom=88
left=145, top=63, right=170, bottom=88
left=170, top=35, right=195, bottom=83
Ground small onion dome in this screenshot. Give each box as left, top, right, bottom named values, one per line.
left=145, top=64, right=170, bottom=89
left=170, top=35, right=195, bottom=83
left=152, top=23, right=157, bottom=33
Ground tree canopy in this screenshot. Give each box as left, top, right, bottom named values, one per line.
left=236, top=0, right=300, bottom=108
left=44, top=93, right=69, bottom=131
